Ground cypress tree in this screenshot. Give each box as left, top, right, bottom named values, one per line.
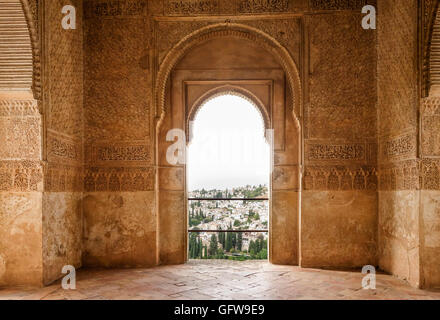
left=237, top=232, right=243, bottom=251
left=231, top=232, right=237, bottom=249
left=209, top=234, right=218, bottom=257
left=225, top=232, right=232, bottom=252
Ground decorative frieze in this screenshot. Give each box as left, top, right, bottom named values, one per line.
left=421, top=159, right=440, bottom=190
left=47, top=133, right=82, bottom=164
left=380, top=133, right=417, bottom=161
left=378, top=159, right=440, bottom=191
left=86, top=142, right=152, bottom=165
left=98, top=145, right=150, bottom=162
left=0, top=160, right=43, bottom=192
left=310, top=0, right=367, bottom=10
left=84, top=0, right=148, bottom=18
left=306, top=143, right=366, bottom=162
left=0, top=99, right=40, bottom=117
left=304, top=166, right=377, bottom=191
left=165, top=0, right=219, bottom=15
left=379, top=160, right=420, bottom=191
left=421, top=97, right=440, bottom=157
left=238, top=0, right=289, bottom=13
left=84, top=167, right=154, bottom=192
left=44, top=163, right=83, bottom=192
left=422, top=96, right=440, bottom=115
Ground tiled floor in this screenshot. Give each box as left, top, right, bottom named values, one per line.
left=1, top=260, right=439, bottom=300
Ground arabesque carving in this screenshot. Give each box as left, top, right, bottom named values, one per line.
left=154, top=23, right=302, bottom=129
left=84, top=167, right=154, bottom=192
left=304, top=166, right=377, bottom=191
left=84, top=0, right=148, bottom=18
left=238, top=0, right=288, bottom=13
left=309, top=0, right=367, bottom=10
left=165, top=0, right=219, bottom=15
left=0, top=160, right=43, bottom=192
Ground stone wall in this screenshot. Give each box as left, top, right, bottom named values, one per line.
left=377, top=0, right=425, bottom=288
left=41, top=0, right=84, bottom=285
left=1, top=0, right=438, bottom=289
left=301, top=11, right=378, bottom=268
left=0, top=94, right=43, bottom=286
left=80, top=0, right=378, bottom=270
left=0, top=0, right=43, bottom=286
left=82, top=0, right=156, bottom=267
left=420, top=96, right=440, bottom=288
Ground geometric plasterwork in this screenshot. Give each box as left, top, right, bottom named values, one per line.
left=421, top=96, right=440, bottom=157
left=378, top=159, right=440, bottom=191
left=154, top=22, right=302, bottom=129
left=305, top=142, right=377, bottom=164
left=304, top=166, right=378, bottom=191
left=309, top=0, right=368, bottom=10
left=84, top=167, right=154, bottom=192
left=379, top=132, right=418, bottom=163
left=85, top=141, right=152, bottom=166
left=0, top=160, right=43, bottom=192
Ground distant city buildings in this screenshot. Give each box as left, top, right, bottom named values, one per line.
left=188, top=185, right=268, bottom=257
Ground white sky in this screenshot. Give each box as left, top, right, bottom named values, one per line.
left=187, top=95, right=270, bottom=191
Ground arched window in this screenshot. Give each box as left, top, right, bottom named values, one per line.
left=187, top=94, right=270, bottom=261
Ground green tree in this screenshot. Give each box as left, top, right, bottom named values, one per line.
left=225, top=223, right=233, bottom=252
left=256, top=234, right=264, bottom=252
left=258, top=248, right=268, bottom=260
left=225, top=233, right=232, bottom=252
left=231, top=232, right=237, bottom=249
left=237, top=232, right=243, bottom=251
left=218, top=228, right=225, bottom=249
left=249, top=240, right=257, bottom=257
left=189, top=233, right=203, bottom=259
left=209, top=234, right=218, bottom=257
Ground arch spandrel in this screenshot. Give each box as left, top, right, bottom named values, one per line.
left=154, top=23, right=302, bottom=131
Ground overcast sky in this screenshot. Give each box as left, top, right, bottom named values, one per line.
left=187, top=95, right=270, bottom=191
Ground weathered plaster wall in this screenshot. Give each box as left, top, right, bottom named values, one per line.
left=301, top=10, right=378, bottom=268
left=0, top=95, right=43, bottom=286
left=2, top=0, right=439, bottom=289
left=377, top=0, right=422, bottom=287
left=81, top=0, right=379, bottom=269
left=0, top=0, right=43, bottom=286
left=82, top=0, right=156, bottom=267
left=83, top=192, right=156, bottom=267
left=42, top=0, right=84, bottom=285
left=420, top=189, right=440, bottom=288
left=419, top=92, right=440, bottom=288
